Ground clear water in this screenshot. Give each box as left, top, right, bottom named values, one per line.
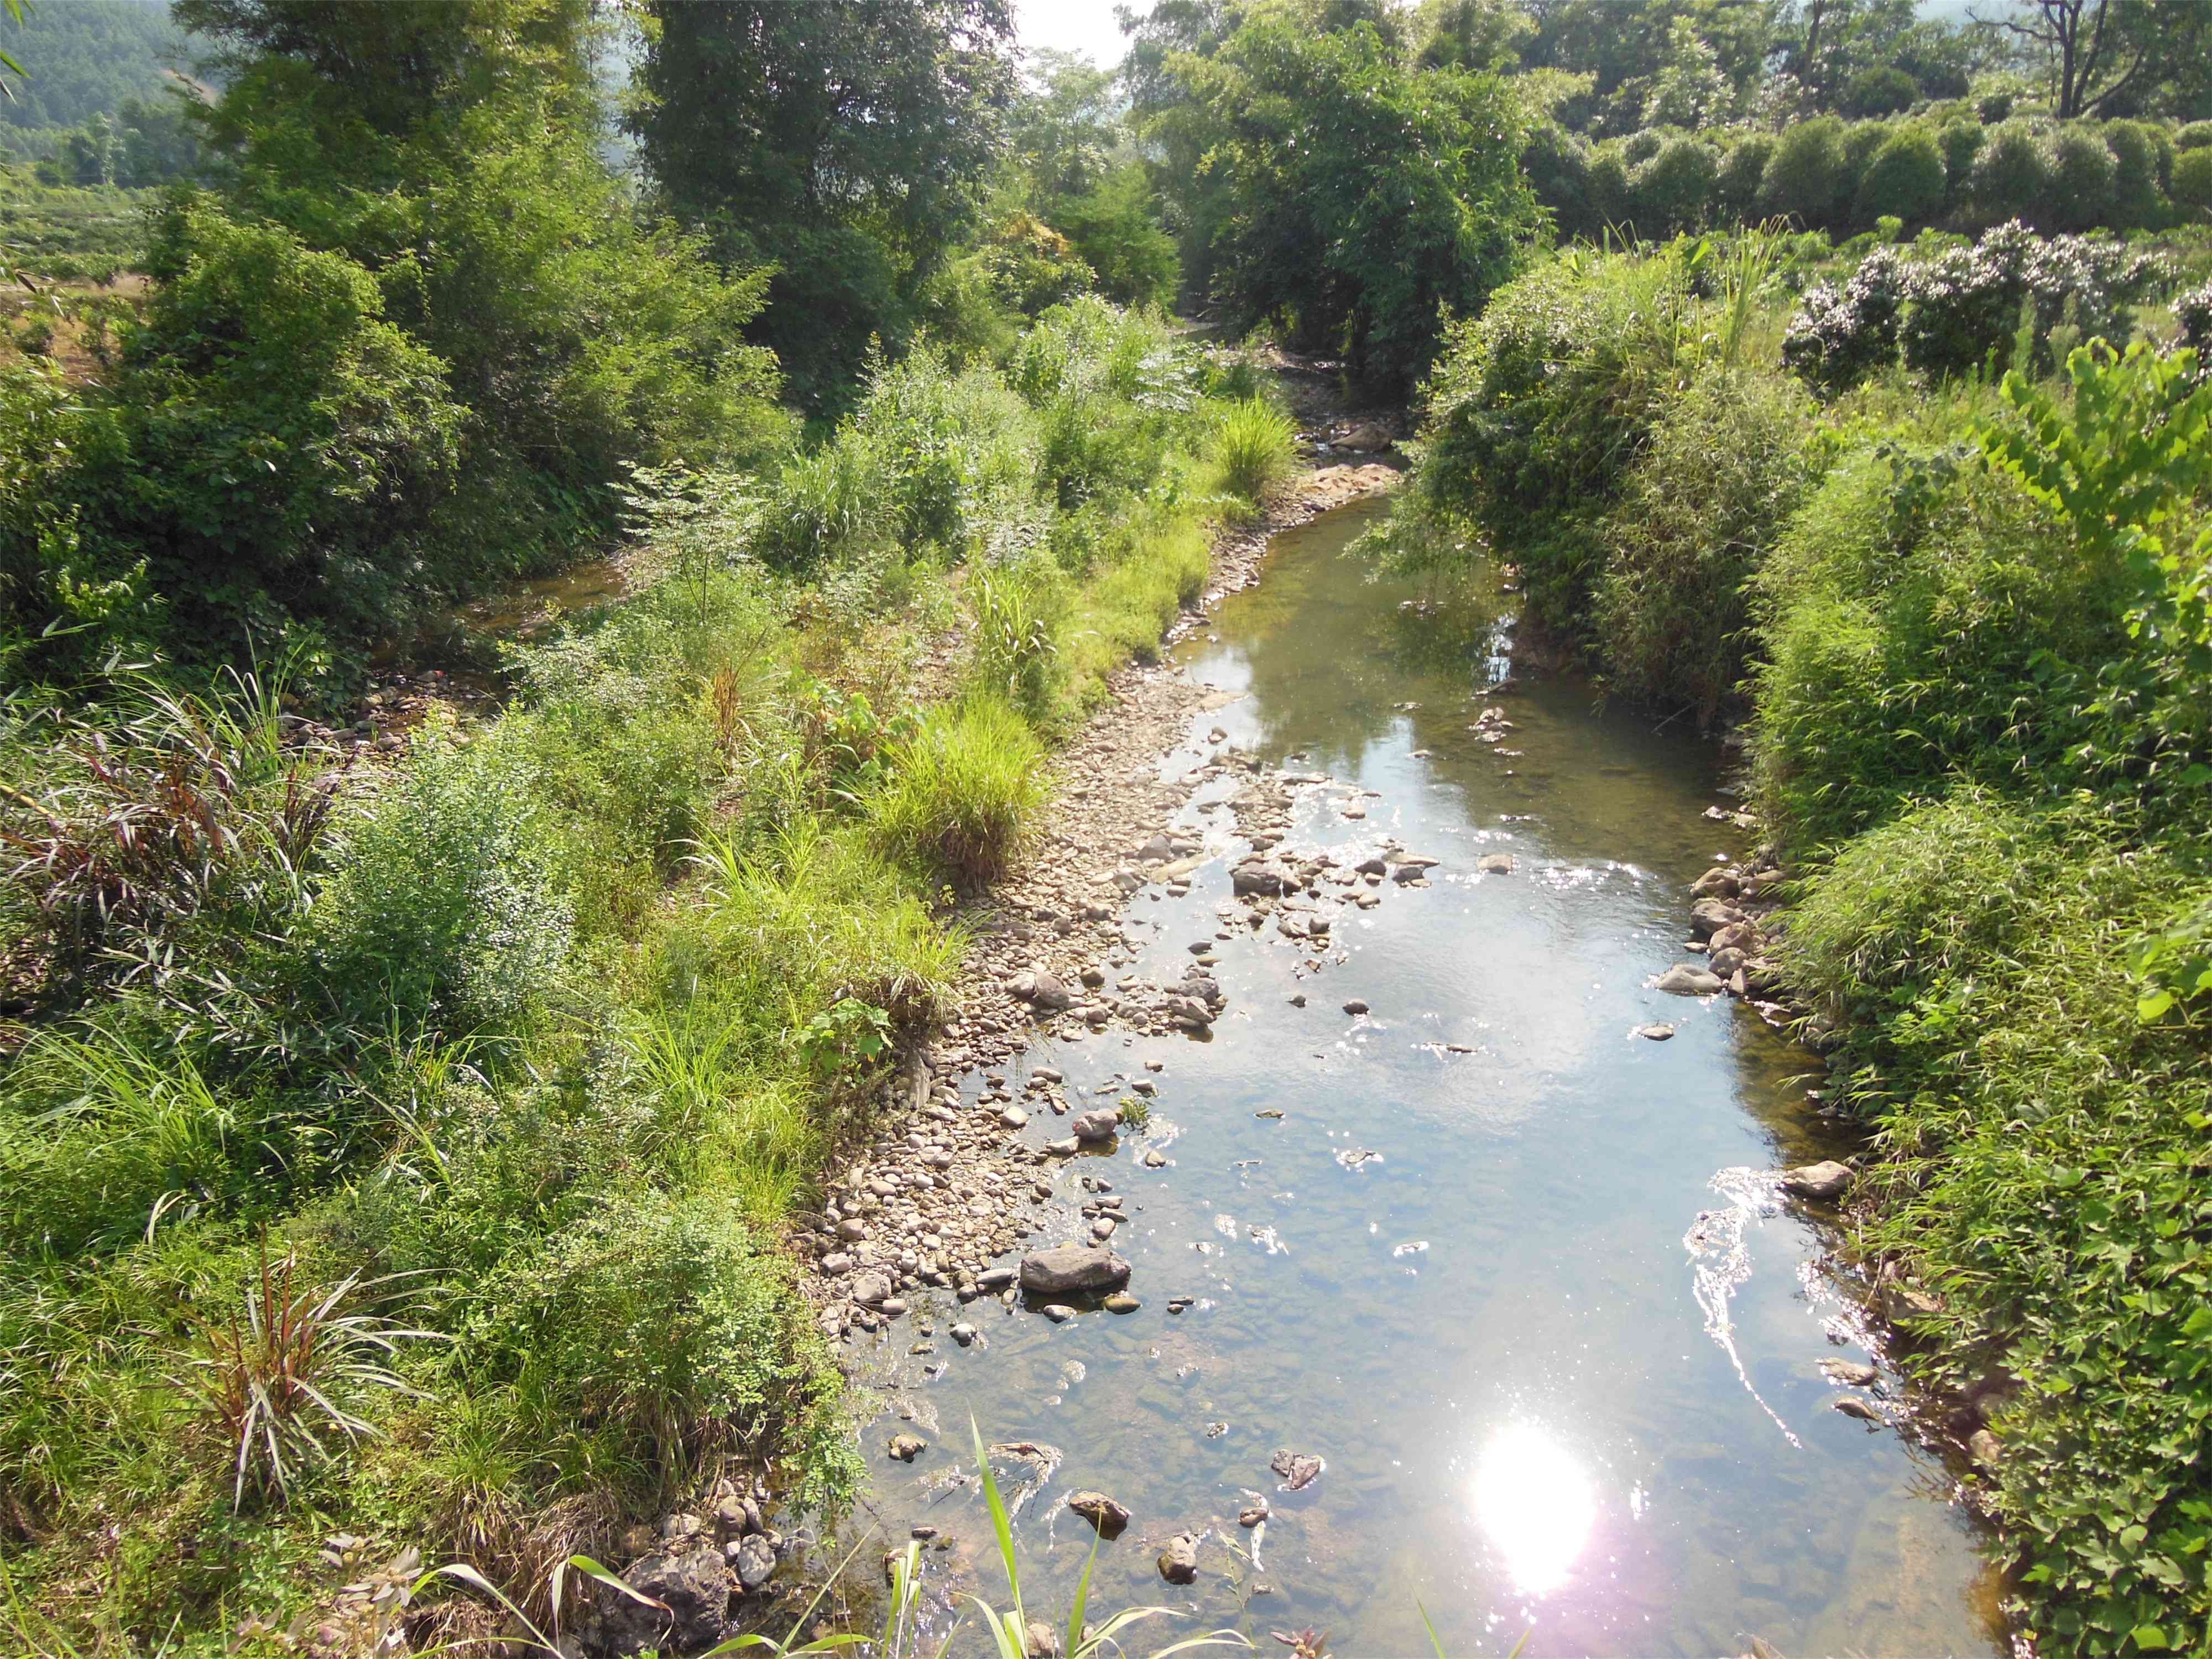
left=841, top=499, right=2005, bottom=1657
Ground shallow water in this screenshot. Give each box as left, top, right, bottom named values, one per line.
left=842, top=499, right=2004, bottom=1657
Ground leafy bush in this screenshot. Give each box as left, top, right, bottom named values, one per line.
left=2103, top=120, right=2169, bottom=226
left=1782, top=244, right=1907, bottom=387
left=2045, top=126, right=2117, bottom=234
left=1714, top=132, right=1775, bottom=218
left=869, top=695, right=1047, bottom=887
left=1936, top=118, right=1985, bottom=206
left=1854, top=125, right=1947, bottom=227
left=307, top=739, right=574, bottom=1036
left=1843, top=65, right=1918, bottom=118
left=1759, top=114, right=1853, bottom=229
left=1629, top=133, right=1720, bottom=236
left=1594, top=365, right=1817, bottom=721
left=2176, top=148, right=2212, bottom=214
left=1969, top=120, right=2051, bottom=225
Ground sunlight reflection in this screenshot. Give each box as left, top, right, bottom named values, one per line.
left=1474, top=1421, right=1598, bottom=1597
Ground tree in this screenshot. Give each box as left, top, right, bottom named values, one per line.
left=1163, top=9, right=1538, bottom=393
left=1973, top=0, right=2212, bottom=119
left=630, top=0, right=1018, bottom=411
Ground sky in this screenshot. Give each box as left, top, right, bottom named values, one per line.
left=1014, top=0, right=1133, bottom=70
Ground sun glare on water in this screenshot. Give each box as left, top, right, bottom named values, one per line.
left=1474, top=1421, right=1599, bottom=1597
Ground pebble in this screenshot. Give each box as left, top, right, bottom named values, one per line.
left=1635, top=1024, right=1675, bottom=1041
left=1104, top=1292, right=1141, bottom=1314
left=1041, top=1304, right=1077, bottom=1323
left=1157, top=1532, right=1199, bottom=1585
left=888, top=1433, right=927, bottom=1462
left=1342, top=999, right=1369, bottom=1016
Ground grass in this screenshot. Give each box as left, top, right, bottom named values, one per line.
left=0, top=298, right=1267, bottom=1646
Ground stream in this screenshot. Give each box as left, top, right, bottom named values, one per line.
left=836, top=498, right=2006, bottom=1657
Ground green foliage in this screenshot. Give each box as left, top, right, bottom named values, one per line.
left=0, top=1, right=183, bottom=134
left=1594, top=365, right=1818, bottom=722
left=2176, top=148, right=2212, bottom=214
left=1627, top=132, right=1721, bottom=236
left=1854, top=124, right=1947, bottom=227
left=1970, top=120, right=2051, bottom=224
left=1160, top=9, right=1540, bottom=394
left=869, top=693, right=1046, bottom=887
left=1209, top=395, right=1296, bottom=516
left=1760, top=114, right=1853, bottom=229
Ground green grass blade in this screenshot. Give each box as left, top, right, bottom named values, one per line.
left=1065, top=1534, right=1098, bottom=1657
left=970, top=1416, right=1025, bottom=1629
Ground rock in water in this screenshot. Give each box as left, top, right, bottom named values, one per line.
left=1819, top=1358, right=1880, bottom=1388
left=1024, top=1619, right=1062, bottom=1658
left=1066, top=1490, right=1131, bottom=1537
left=733, top=1532, right=776, bottom=1594
left=1781, top=1160, right=1854, bottom=1202
left=1103, top=1292, right=1141, bottom=1314
left=888, top=1433, right=927, bottom=1462
left=1157, top=1532, right=1200, bottom=1585
left=1009, top=969, right=1074, bottom=1010
left=1689, top=898, right=1746, bottom=940
left=614, top=1544, right=733, bottom=1652
left=1071, top=1109, right=1120, bottom=1141
left=1269, top=1448, right=1324, bottom=1490
left=1654, top=964, right=1724, bottom=995
left=1833, top=1395, right=1885, bottom=1423
left=1477, top=853, right=1515, bottom=875
left=1019, top=1245, right=1131, bottom=1295
left=1635, top=1024, right=1675, bottom=1041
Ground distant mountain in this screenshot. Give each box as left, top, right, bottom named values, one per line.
left=1, top=1, right=191, bottom=133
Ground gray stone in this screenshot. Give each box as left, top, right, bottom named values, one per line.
left=1009, top=970, right=1074, bottom=1010
left=733, top=1533, right=776, bottom=1594
left=1270, top=1448, right=1323, bottom=1490
left=1103, top=1291, right=1141, bottom=1314
left=1833, top=1395, right=1885, bottom=1423
left=1041, top=1303, right=1077, bottom=1323
left=951, top=1323, right=978, bottom=1347
left=1020, top=1245, right=1130, bottom=1295
left=1820, top=1358, right=1880, bottom=1388
left=1689, top=898, right=1746, bottom=940
left=1157, top=1532, right=1199, bottom=1585
left=1232, top=863, right=1288, bottom=897
left=1654, top=964, right=1723, bottom=996
left=1477, top=853, right=1515, bottom=875
left=888, top=1433, right=927, bottom=1462
left=1342, top=998, right=1369, bottom=1016
left=1071, top=1109, right=1120, bottom=1142
left=1691, top=867, right=1741, bottom=899
left=852, top=1272, right=893, bottom=1307
left=1968, top=1428, right=2001, bottom=1469
left=613, top=1544, right=732, bottom=1653
left=1635, top=1024, right=1676, bottom=1041
left=1781, top=1160, right=1854, bottom=1202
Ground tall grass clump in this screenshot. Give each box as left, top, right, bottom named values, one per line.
left=1208, top=395, right=1295, bottom=517
left=870, top=695, right=1047, bottom=888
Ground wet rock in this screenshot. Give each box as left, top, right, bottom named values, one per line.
left=1635, top=1024, right=1676, bottom=1041
left=1336, top=420, right=1393, bottom=452
left=1041, top=1303, right=1077, bottom=1323
left=1691, top=867, right=1741, bottom=899
left=1071, top=1109, right=1120, bottom=1142
left=1238, top=1501, right=1270, bottom=1528
left=612, top=1543, right=732, bottom=1653
left=1269, top=1449, right=1324, bottom=1490
left=1141, top=1149, right=1168, bottom=1168
left=1477, top=853, right=1515, bottom=875
left=1833, top=1395, right=1885, bottom=1423
left=1009, top=969, right=1074, bottom=1011
left=1067, top=1491, right=1131, bottom=1537
left=1709, top=921, right=1760, bottom=957
left=1157, top=1532, right=1200, bottom=1585
left=1232, top=863, right=1288, bottom=897
left=733, top=1533, right=777, bottom=1594
left=1879, top=1281, right=1943, bottom=1323
left=976, top=1266, right=1016, bottom=1291
left=1104, top=1292, right=1141, bottom=1314
left=1689, top=899, right=1746, bottom=940
left=1020, top=1245, right=1131, bottom=1295
left=951, top=1322, right=978, bottom=1347
left=1025, top=1619, right=1062, bottom=1658
left=1820, top=1358, right=1880, bottom=1388
left=1342, top=998, right=1369, bottom=1016
left=998, top=1106, right=1030, bottom=1129
left=852, top=1272, right=893, bottom=1307
left=1968, top=1428, right=2001, bottom=1469
left=1655, top=964, right=1724, bottom=995
left=1708, top=946, right=1746, bottom=979
left=889, top=1433, right=928, bottom=1463
left=1780, top=1160, right=1854, bottom=1202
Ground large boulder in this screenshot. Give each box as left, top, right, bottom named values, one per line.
left=1232, top=863, right=1289, bottom=897
left=1655, top=964, right=1724, bottom=995
left=604, top=1543, right=732, bottom=1654
left=1019, top=1245, right=1131, bottom=1296
left=1008, top=969, right=1074, bottom=1010
left=1689, top=899, right=1746, bottom=940
left=1780, top=1160, right=1854, bottom=1202
left=1071, top=1109, right=1120, bottom=1142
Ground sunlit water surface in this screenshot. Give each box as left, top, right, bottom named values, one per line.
left=834, top=500, right=2005, bottom=1657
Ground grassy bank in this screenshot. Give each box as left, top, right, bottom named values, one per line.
left=1380, top=226, right=2212, bottom=1654
left=0, top=297, right=1292, bottom=1647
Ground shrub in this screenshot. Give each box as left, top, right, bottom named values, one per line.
left=2176, top=148, right=2212, bottom=214
left=1714, top=133, right=1775, bottom=218
left=306, top=739, right=574, bottom=1036
left=2045, top=126, right=2117, bottom=232
left=1759, top=114, right=1853, bottom=229
left=1523, top=122, right=1596, bottom=239
left=1843, top=65, right=1919, bottom=118
left=1209, top=396, right=1296, bottom=515
left=90, top=197, right=468, bottom=654
left=1628, top=133, right=1720, bottom=236
left=1899, top=218, right=2039, bottom=375
left=1854, top=125, right=1947, bottom=227
left=1594, top=366, right=1818, bottom=721
left=1782, top=244, right=1907, bottom=387
left=2103, top=119, right=2168, bottom=225
left=969, top=566, right=1061, bottom=718
left=464, top=1188, right=810, bottom=1483
left=2178, top=278, right=2212, bottom=357
left=869, top=695, right=1047, bottom=886
left=1969, top=120, right=2051, bottom=225
left=2176, top=121, right=2212, bottom=152
left=1935, top=118, right=1984, bottom=207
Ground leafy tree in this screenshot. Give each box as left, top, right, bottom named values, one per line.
left=0, top=0, right=182, bottom=132
left=1157, top=8, right=1537, bottom=393
left=1854, top=121, right=1947, bottom=222
left=1978, top=0, right=2212, bottom=119
left=629, top=0, right=1019, bottom=412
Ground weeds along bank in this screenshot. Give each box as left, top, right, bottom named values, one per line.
left=1377, top=224, right=2212, bottom=1654
left=0, top=298, right=1294, bottom=1646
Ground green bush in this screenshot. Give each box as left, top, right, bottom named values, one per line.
left=2175, top=121, right=2212, bottom=152
left=869, top=695, right=1047, bottom=886
left=1936, top=118, right=1985, bottom=207
left=1855, top=124, right=1948, bottom=227
left=1714, top=132, right=1775, bottom=218
left=1594, top=366, right=1817, bottom=721
left=2176, top=148, right=2212, bottom=214
left=464, top=1188, right=820, bottom=1486
left=2103, top=120, right=2169, bottom=225
left=1759, top=114, right=1853, bottom=230
left=306, top=739, right=574, bottom=1036
left=1970, top=119, right=2052, bottom=225
left=1843, top=65, right=1919, bottom=118
left=2046, top=126, right=2117, bottom=233
left=1628, top=133, right=1720, bottom=236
